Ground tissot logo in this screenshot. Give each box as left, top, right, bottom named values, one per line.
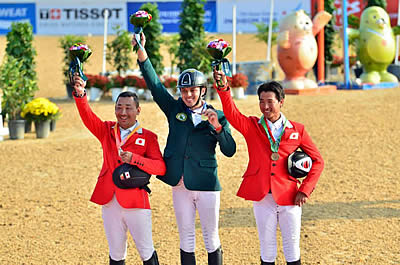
left=39, top=8, right=122, bottom=20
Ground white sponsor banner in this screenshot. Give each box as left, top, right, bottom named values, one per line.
left=217, top=0, right=311, bottom=33
left=36, top=3, right=126, bottom=35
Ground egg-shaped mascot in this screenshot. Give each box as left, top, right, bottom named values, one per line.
left=277, top=10, right=331, bottom=89
left=348, top=6, right=399, bottom=84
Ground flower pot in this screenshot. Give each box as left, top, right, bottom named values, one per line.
left=125, top=86, right=137, bottom=93
left=35, top=120, right=51, bottom=139
left=50, top=120, right=57, bottom=132
left=232, top=87, right=246, bottom=99
left=111, top=87, right=123, bottom=102
left=143, top=90, right=153, bottom=101
left=9, top=119, right=25, bottom=140
left=89, top=87, right=103, bottom=102
left=25, top=120, right=32, bottom=133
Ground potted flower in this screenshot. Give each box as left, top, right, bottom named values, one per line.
left=136, top=76, right=151, bottom=101
left=20, top=97, right=60, bottom=138
left=228, top=73, right=248, bottom=99
left=86, top=74, right=102, bottom=102
left=124, top=75, right=139, bottom=93
left=92, top=74, right=110, bottom=99
left=0, top=55, right=37, bottom=140
left=109, top=75, right=125, bottom=102
left=59, top=35, right=86, bottom=99
left=163, top=76, right=178, bottom=96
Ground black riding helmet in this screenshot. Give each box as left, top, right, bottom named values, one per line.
left=177, top=69, right=208, bottom=99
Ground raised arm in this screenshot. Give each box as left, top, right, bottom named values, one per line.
left=72, top=74, right=107, bottom=141
left=133, top=33, right=176, bottom=115
left=213, top=68, right=252, bottom=135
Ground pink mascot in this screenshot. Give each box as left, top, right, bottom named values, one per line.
left=277, top=10, right=331, bottom=89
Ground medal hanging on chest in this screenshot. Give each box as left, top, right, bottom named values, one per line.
left=260, top=115, right=287, bottom=161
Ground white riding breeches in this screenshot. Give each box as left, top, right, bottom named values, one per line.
left=172, top=180, right=221, bottom=253
left=102, top=195, right=155, bottom=261
left=253, top=193, right=302, bottom=263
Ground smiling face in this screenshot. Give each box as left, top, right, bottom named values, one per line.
left=180, top=86, right=206, bottom=109
left=115, top=96, right=141, bottom=129
left=259, top=91, right=284, bottom=123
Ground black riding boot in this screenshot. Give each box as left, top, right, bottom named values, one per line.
left=208, top=246, right=223, bottom=265
left=180, top=249, right=196, bottom=265
left=109, top=256, right=125, bottom=265
left=287, top=259, right=301, bottom=265
left=143, top=251, right=160, bottom=265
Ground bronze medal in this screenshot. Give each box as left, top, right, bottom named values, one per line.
left=271, top=152, right=279, bottom=161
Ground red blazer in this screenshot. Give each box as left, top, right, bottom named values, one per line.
left=217, top=89, right=324, bottom=205
left=74, top=95, right=166, bottom=209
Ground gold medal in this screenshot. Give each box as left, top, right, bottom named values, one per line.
left=271, top=152, right=279, bottom=161
left=201, top=114, right=208, bottom=121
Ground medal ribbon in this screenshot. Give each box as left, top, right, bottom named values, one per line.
left=113, top=124, right=141, bottom=150
left=260, top=115, right=287, bottom=153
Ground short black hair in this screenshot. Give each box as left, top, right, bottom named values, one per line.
left=257, top=81, right=285, bottom=102
left=115, top=91, right=139, bottom=108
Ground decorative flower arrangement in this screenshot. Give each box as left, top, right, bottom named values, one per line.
left=124, top=75, right=139, bottom=87
left=130, top=10, right=152, bottom=51
left=228, top=73, right=249, bottom=89
left=68, top=43, right=92, bottom=84
left=21, top=98, right=61, bottom=122
left=87, top=74, right=109, bottom=92
left=207, top=39, right=232, bottom=60
left=109, top=75, right=125, bottom=88
left=135, top=76, right=147, bottom=89
left=130, top=10, right=153, bottom=27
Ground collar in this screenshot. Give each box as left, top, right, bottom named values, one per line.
left=186, top=101, right=207, bottom=114
left=113, top=121, right=143, bottom=134
left=258, top=113, right=293, bottom=129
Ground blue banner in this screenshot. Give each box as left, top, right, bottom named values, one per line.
left=127, top=1, right=216, bottom=33
left=0, top=3, right=36, bottom=34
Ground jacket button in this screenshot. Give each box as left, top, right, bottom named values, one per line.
left=271, top=173, right=275, bottom=176
left=272, top=163, right=276, bottom=166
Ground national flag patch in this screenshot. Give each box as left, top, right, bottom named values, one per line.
left=135, top=138, right=145, bottom=146
left=289, top=132, right=299, bottom=140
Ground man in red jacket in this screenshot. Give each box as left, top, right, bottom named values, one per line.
left=73, top=75, right=166, bottom=265
left=213, top=70, right=324, bottom=265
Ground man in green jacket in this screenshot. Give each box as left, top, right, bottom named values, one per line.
left=133, top=33, right=236, bottom=265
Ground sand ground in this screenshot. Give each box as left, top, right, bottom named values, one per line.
left=0, top=34, right=400, bottom=265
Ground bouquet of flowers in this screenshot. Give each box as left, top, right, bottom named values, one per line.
left=68, top=43, right=92, bottom=84
left=21, top=98, right=61, bottom=122
left=206, top=39, right=232, bottom=86
left=129, top=10, right=152, bottom=52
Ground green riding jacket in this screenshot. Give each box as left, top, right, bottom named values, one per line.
left=139, top=59, right=236, bottom=191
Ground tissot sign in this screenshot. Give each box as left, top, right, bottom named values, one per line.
left=36, top=4, right=126, bottom=35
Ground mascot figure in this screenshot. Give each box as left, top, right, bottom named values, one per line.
left=348, top=6, right=399, bottom=84
left=277, top=10, right=331, bottom=89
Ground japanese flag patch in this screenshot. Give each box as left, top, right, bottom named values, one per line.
left=135, top=138, right=145, bottom=146
left=289, top=132, right=299, bottom=140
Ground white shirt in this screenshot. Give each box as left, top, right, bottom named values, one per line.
left=267, top=113, right=285, bottom=140
left=120, top=121, right=140, bottom=140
